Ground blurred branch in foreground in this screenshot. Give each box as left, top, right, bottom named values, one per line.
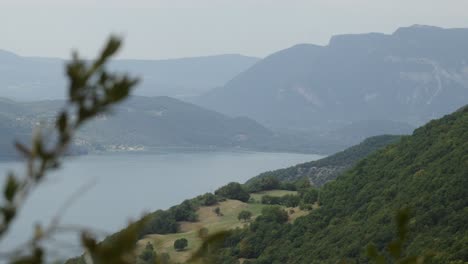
left=0, top=36, right=141, bottom=264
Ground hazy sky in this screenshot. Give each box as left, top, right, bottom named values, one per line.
left=1, top=0, right=467, bottom=59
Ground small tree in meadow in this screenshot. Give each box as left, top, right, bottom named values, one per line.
left=213, top=207, right=222, bottom=216
left=137, top=242, right=157, bottom=264
left=198, top=227, right=209, bottom=239
left=174, top=238, right=188, bottom=251
left=238, top=210, right=253, bottom=222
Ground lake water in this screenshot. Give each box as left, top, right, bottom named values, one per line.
left=0, top=151, right=322, bottom=256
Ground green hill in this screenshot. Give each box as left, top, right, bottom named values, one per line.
left=64, top=106, right=467, bottom=264
left=210, top=106, right=468, bottom=263
left=0, top=96, right=333, bottom=155
left=246, top=134, right=401, bottom=187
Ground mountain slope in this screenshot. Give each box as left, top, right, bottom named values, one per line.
left=0, top=96, right=324, bottom=154
left=213, top=105, right=468, bottom=263
left=0, top=52, right=258, bottom=100
left=246, top=134, right=401, bottom=187
left=196, top=25, right=468, bottom=138
left=76, top=96, right=275, bottom=151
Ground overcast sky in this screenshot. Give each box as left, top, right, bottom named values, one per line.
left=1, top=0, right=467, bottom=60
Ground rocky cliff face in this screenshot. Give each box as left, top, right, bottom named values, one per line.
left=196, top=25, right=468, bottom=137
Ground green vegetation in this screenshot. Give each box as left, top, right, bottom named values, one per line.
left=238, top=210, right=253, bottom=222
left=213, top=207, right=222, bottom=216
left=174, top=238, right=189, bottom=251
left=249, top=190, right=298, bottom=202
left=246, top=134, right=401, bottom=187
left=199, top=193, right=218, bottom=206
left=202, top=106, right=468, bottom=263
left=136, top=192, right=309, bottom=264
left=1, top=37, right=145, bottom=264
left=367, top=208, right=433, bottom=264
left=215, top=182, right=251, bottom=202
left=137, top=242, right=157, bottom=264
left=197, top=227, right=209, bottom=239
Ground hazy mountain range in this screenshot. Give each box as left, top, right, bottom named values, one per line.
left=2, top=25, right=468, bottom=157
left=0, top=51, right=258, bottom=100
left=0, top=96, right=338, bottom=159
left=195, top=25, right=468, bottom=136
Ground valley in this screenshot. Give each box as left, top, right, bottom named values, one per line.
left=0, top=16, right=467, bottom=263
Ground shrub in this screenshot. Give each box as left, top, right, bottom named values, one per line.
left=215, top=182, right=250, bottom=202
left=238, top=210, right=253, bottom=222
left=174, top=238, right=188, bottom=251
left=200, top=193, right=218, bottom=206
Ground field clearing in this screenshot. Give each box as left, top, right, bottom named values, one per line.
left=250, top=189, right=298, bottom=203
left=137, top=191, right=308, bottom=263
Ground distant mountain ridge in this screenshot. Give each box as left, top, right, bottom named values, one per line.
left=196, top=25, right=468, bottom=140
left=0, top=51, right=259, bottom=100
left=0, top=96, right=333, bottom=157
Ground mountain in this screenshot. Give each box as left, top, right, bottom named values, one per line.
left=0, top=52, right=258, bottom=101
left=111, top=54, right=259, bottom=99
left=196, top=25, right=468, bottom=139
left=246, top=134, right=401, bottom=187
left=74, top=96, right=275, bottom=151
left=0, top=96, right=326, bottom=154
left=210, top=105, right=468, bottom=263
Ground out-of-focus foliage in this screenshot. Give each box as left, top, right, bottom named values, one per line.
left=0, top=36, right=140, bottom=264
left=367, top=208, right=432, bottom=264
left=136, top=242, right=157, bottom=264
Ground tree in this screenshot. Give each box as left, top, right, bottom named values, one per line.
left=174, top=238, right=188, bottom=251
left=281, top=194, right=300, bottom=207
left=238, top=210, right=253, bottom=222
left=198, top=227, right=209, bottom=238
left=137, top=242, right=156, bottom=264
left=170, top=200, right=197, bottom=222
left=140, top=210, right=178, bottom=236
left=261, top=195, right=282, bottom=205
left=215, top=182, right=250, bottom=202
left=246, top=176, right=280, bottom=192
left=201, top=193, right=218, bottom=206
left=213, top=207, right=222, bottom=216
left=259, top=206, right=289, bottom=224
left=301, top=187, right=319, bottom=204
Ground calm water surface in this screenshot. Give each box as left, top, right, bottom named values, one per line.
left=0, top=151, right=322, bottom=255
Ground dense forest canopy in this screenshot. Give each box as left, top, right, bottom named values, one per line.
left=246, top=134, right=401, bottom=188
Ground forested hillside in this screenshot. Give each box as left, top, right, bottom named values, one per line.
left=246, top=135, right=401, bottom=187
left=210, top=105, right=468, bottom=263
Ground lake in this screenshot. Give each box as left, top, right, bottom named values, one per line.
left=0, top=151, right=322, bottom=256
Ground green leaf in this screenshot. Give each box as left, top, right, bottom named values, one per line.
left=56, top=112, right=68, bottom=133
left=4, top=173, right=18, bottom=202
